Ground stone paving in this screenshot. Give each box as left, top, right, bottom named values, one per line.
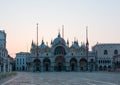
left=1, top=72, right=120, bottom=85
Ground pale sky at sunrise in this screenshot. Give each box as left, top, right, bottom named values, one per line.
left=0, top=0, right=120, bottom=58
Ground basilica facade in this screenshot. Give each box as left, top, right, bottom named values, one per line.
left=15, top=31, right=120, bottom=72
left=27, top=33, right=92, bottom=72
left=16, top=33, right=95, bottom=71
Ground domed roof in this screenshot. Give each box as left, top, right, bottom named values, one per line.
left=53, top=33, right=66, bottom=45
left=70, top=41, right=80, bottom=49
left=39, top=40, right=48, bottom=49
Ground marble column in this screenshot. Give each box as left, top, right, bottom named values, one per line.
left=9, top=64, right=12, bottom=72
left=7, top=63, right=9, bottom=72
left=3, top=63, right=6, bottom=73
left=41, top=63, right=43, bottom=72
left=77, top=62, right=80, bottom=71
left=51, top=63, right=55, bottom=72
left=66, top=63, right=69, bottom=71
left=0, top=65, right=1, bottom=72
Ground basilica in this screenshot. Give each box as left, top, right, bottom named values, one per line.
left=15, top=24, right=120, bottom=72
left=15, top=29, right=120, bottom=72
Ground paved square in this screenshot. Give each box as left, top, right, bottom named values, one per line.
left=1, top=72, right=120, bottom=85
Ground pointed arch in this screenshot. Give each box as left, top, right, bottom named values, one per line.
left=55, top=56, right=65, bottom=71
left=43, top=58, right=51, bottom=71
left=79, top=58, right=87, bottom=71
left=70, top=58, right=77, bottom=71
left=33, top=58, right=41, bottom=72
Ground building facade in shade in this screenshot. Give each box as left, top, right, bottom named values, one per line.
left=15, top=32, right=120, bottom=72
left=15, top=52, right=30, bottom=71
left=113, top=55, right=120, bottom=71
left=92, top=44, right=120, bottom=71
left=0, top=30, right=13, bottom=73
left=16, top=33, right=91, bottom=72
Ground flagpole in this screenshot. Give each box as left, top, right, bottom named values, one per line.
left=36, top=23, right=39, bottom=58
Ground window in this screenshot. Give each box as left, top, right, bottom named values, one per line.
left=91, top=59, right=93, bottom=62
left=17, top=67, right=18, bottom=70
left=23, top=59, right=24, bottom=64
left=114, top=49, right=118, bottom=55
left=17, top=59, right=19, bottom=64
left=99, top=60, right=100, bottom=64
left=71, top=53, right=73, bottom=56
left=20, top=59, right=21, bottom=64
left=54, top=46, right=66, bottom=55
left=104, top=50, right=108, bottom=55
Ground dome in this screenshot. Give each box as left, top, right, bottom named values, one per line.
left=70, top=41, right=80, bottom=49
left=53, top=33, right=66, bottom=45
left=39, top=40, right=48, bottom=49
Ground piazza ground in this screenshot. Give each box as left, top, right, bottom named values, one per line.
left=1, top=72, right=120, bottom=85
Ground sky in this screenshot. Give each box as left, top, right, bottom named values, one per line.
left=0, top=0, right=120, bottom=58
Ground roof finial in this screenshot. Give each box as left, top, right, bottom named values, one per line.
left=67, top=38, right=69, bottom=46
left=51, top=39, right=53, bottom=45
left=58, top=28, right=61, bottom=37
left=42, top=37, right=44, bottom=44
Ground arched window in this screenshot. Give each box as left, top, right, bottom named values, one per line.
left=99, top=60, right=100, bottom=64
left=104, top=50, right=108, bottom=55
left=54, top=46, right=66, bottom=55
left=114, top=49, right=118, bottom=55
left=91, top=59, right=93, bottom=62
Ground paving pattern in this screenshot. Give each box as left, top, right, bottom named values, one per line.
left=1, top=72, right=120, bottom=85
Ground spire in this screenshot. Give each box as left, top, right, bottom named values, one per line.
left=31, top=40, right=34, bottom=49
left=36, top=23, right=39, bottom=47
left=46, top=42, right=48, bottom=46
left=36, top=23, right=39, bottom=58
left=51, top=39, right=53, bottom=45
left=62, top=25, right=64, bottom=38
left=76, top=39, right=78, bottom=44
left=86, top=26, right=89, bottom=71
left=58, top=29, right=61, bottom=37
left=67, top=39, right=69, bottom=46
left=86, top=26, right=89, bottom=47
left=32, top=40, right=34, bottom=46
left=41, top=39, right=44, bottom=44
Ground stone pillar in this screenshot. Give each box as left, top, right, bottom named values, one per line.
left=0, top=65, right=1, bottom=72
left=51, top=63, right=54, bottom=72
left=87, top=62, right=90, bottom=71
left=66, top=63, right=69, bottom=71
left=77, top=62, right=80, bottom=72
left=31, top=64, right=34, bottom=72
left=9, top=64, right=12, bottom=72
left=3, top=63, right=6, bottom=73
left=41, top=62, right=43, bottom=72
left=7, top=63, right=10, bottom=72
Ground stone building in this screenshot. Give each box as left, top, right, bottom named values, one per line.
left=0, top=30, right=12, bottom=73
left=15, top=30, right=120, bottom=72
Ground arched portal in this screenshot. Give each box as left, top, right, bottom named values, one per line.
left=55, top=56, right=65, bottom=71
left=108, top=65, right=111, bottom=71
left=22, top=66, right=25, bottom=71
left=103, top=66, right=107, bottom=71
left=79, top=58, right=87, bottom=71
left=43, top=58, right=51, bottom=71
left=70, top=58, right=77, bottom=71
left=99, top=66, right=103, bottom=71
left=33, top=58, right=41, bottom=72
left=54, top=46, right=66, bottom=55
